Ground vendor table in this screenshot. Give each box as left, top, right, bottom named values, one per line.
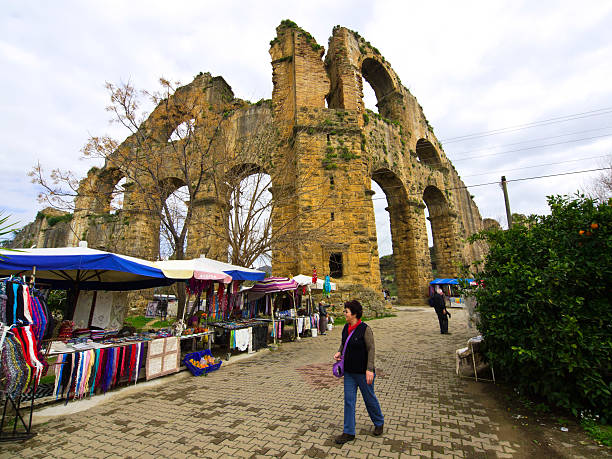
left=179, top=331, right=214, bottom=353
left=47, top=339, right=151, bottom=356
left=210, top=321, right=269, bottom=359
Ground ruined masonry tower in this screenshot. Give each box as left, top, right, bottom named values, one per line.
left=64, top=22, right=486, bottom=303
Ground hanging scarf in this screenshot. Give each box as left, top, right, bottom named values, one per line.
left=324, top=275, right=331, bottom=298
left=217, top=283, right=225, bottom=319
left=54, top=353, right=64, bottom=399
left=90, top=349, right=100, bottom=396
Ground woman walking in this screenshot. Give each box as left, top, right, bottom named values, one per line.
left=334, top=300, right=384, bottom=444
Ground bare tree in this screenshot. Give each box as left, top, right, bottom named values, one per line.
left=584, top=155, right=612, bottom=202
left=29, top=164, right=83, bottom=212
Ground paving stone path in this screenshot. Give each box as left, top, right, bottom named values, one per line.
left=1, top=308, right=606, bottom=458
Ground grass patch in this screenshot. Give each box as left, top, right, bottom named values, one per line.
left=40, top=375, right=55, bottom=385
left=332, top=313, right=396, bottom=327
left=125, top=315, right=176, bottom=330
left=151, top=318, right=176, bottom=328
left=582, top=418, right=612, bottom=447
left=123, top=315, right=150, bottom=330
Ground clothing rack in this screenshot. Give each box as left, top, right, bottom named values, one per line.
left=0, top=271, right=42, bottom=442
left=0, top=323, right=38, bottom=442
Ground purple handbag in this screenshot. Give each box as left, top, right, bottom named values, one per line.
left=333, top=329, right=355, bottom=378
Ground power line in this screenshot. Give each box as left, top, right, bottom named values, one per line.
left=461, top=155, right=610, bottom=179
left=449, top=133, right=612, bottom=162
left=449, top=125, right=612, bottom=156
left=440, top=107, right=612, bottom=143
left=366, top=167, right=610, bottom=202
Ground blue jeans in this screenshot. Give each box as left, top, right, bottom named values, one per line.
left=343, top=372, right=384, bottom=435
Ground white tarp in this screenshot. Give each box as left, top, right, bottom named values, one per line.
left=292, top=274, right=337, bottom=291
left=154, top=258, right=232, bottom=283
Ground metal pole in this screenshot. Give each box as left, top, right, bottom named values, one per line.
left=30, top=266, right=36, bottom=289
left=501, top=176, right=512, bottom=228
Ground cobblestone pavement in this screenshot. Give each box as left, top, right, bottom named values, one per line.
left=1, top=308, right=607, bottom=458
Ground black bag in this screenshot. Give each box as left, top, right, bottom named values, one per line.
left=428, top=297, right=434, bottom=307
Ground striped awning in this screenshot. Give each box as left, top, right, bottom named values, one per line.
left=249, top=277, right=299, bottom=293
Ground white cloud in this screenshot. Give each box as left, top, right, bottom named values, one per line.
left=1, top=0, right=611, bottom=256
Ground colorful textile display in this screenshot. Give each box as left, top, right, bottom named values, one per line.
left=323, top=275, right=331, bottom=297
left=271, top=320, right=283, bottom=339
left=186, top=278, right=211, bottom=296
left=0, top=279, right=51, bottom=398
left=53, top=342, right=146, bottom=402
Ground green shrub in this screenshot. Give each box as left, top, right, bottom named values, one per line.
left=152, top=318, right=176, bottom=328
left=468, top=195, right=612, bottom=422
left=46, top=213, right=73, bottom=227
left=581, top=418, right=612, bottom=446
left=47, top=290, right=69, bottom=318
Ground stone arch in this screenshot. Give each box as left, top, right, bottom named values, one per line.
left=158, top=176, right=187, bottom=201
left=71, top=167, right=132, bottom=252
left=423, top=185, right=457, bottom=278
left=224, top=162, right=274, bottom=266
left=157, top=176, right=188, bottom=259
left=415, top=139, right=442, bottom=167
left=224, top=162, right=267, bottom=187
left=361, top=57, right=395, bottom=103
left=358, top=56, right=404, bottom=122
left=91, top=168, right=125, bottom=213
left=371, top=167, right=417, bottom=303
left=326, top=27, right=404, bottom=123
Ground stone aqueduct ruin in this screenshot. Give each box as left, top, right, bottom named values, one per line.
left=62, top=22, right=486, bottom=303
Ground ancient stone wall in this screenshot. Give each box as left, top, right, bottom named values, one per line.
left=8, top=208, right=72, bottom=249
left=21, top=21, right=487, bottom=305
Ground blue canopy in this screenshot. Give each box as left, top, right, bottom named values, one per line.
left=430, top=278, right=474, bottom=285
left=0, top=247, right=174, bottom=291
left=191, top=256, right=266, bottom=281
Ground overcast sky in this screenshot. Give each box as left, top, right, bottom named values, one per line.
left=2, top=0, right=611, bottom=256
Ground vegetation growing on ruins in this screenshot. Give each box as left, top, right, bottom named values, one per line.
left=45, top=213, right=73, bottom=227
left=273, top=19, right=324, bottom=53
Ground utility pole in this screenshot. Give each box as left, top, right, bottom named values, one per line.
left=501, top=176, right=512, bottom=228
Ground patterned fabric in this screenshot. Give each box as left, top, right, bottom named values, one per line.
left=250, top=277, right=299, bottom=293
left=53, top=342, right=147, bottom=402
left=0, top=293, right=7, bottom=324
left=0, top=335, right=29, bottom=399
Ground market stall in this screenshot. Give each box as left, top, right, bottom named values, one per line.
left=248, top=277, right=300, bottom=344
left=429, top=278, right=475, bottom=307
left=154, top=257, right=266, bottom=359
left=0, top=246, right=176, bottom=442
left=292, top=274, right=337, bottom=336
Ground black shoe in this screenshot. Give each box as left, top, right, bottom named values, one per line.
left=335, top=433, right=355, bottom=444
left=373, top=424, right=384, bottom=436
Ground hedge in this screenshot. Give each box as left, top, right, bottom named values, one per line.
left=468, top=195, right=611, bottom=422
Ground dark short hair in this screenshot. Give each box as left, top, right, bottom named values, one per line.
left=344, top=300, right=363, bottom=319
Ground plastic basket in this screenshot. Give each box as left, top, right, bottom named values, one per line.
left=183, top=349, right=222, bottom=376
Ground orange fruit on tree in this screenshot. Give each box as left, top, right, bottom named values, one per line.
left=591, top=223, right=599, bottom=229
